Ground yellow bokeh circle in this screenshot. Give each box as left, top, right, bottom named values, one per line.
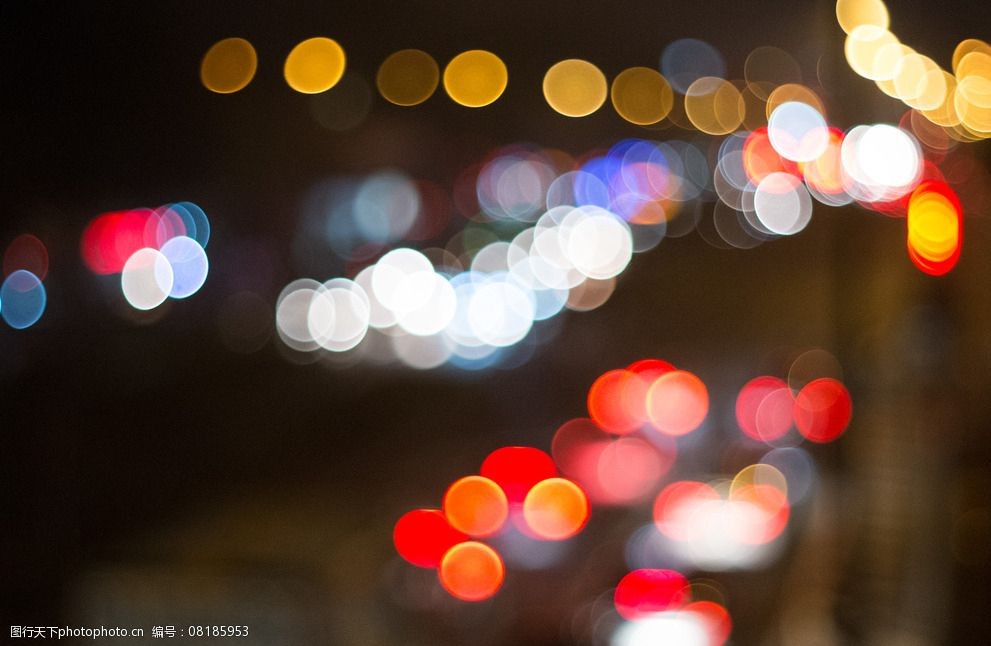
left=835, top=0, right=890, bottom=35
left=443, top=50, right=508, bottom=108
left=376, top=49, right=440, bottom=106
left=543, top=59, right=608, bottom=118
left=610, top=67, right=673, bottom=125
left=684, top=76, right=744, bottom=135
left=200, top=37, right=257, bottom=94
left=284, top=37, right=347, bottom=94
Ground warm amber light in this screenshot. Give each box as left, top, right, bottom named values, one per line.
left=443, top=475, right=509, bottom=537
left=200, top=37, right=257, bottom=94
left=376, top=49, right=439, bottom=106
left=522, top=478, right=590, bottom=540
left=646, top=370, right=710, bottom=436
left=765, top=83, right=826, bottom=119
left=284, top=37, right=346, bottom=94
left=443, top=50, right=508, bottom=107
left=610, top=67, right=673, bottom=125
left=543, top=59, right=608, bottom=118
left=835, top=0, right=890, bottom=35
left=438, top=542, right=505, bottom=602
left=684, top=77, right=744, bottom=135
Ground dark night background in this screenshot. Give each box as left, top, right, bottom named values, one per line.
left=2, top=1, right=990, bottom=644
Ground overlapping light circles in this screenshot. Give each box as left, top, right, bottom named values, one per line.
left=611, top=555, right=729, bottom=642
left=121, top=248, right=173, bottom=311
left=1, top=270, right=47, bottom=329
left=284, top=37, right=346, bottom=94
left=611, top=67, right=674, bottom=125
left=393, top=446, right=589, bottom=602
left=907, top=180, right=963, bottom=275
left=767, top=101, right=830, bottom=162
left=837, top=1, right=990, bottom=140
left=200, top=37, right=258, bottom=93
left=1, top=234, right=50, bottom=329
left=754, top=172, right=813, bottom=236
left=661, top=39, right=726, bottom=94
left=684, top=77, right=744, bottom=135
left=652, top=472, right=790, bottom=570
left=842, top=124, right=922, bottom=202
left=396, top=357, right=850, bottom=625
left=279, top=198, right=638, bottom=365
left=82, top=203, right=211, bottom=312
left=543, top=59, right=608, bottom=117
left=443, top=50, right=508, bottom=107
left=735, top=364, right=852, bottom=445
left=612, top=601, right=732, bottom=646
left=276, top=277, right=370, bottom=352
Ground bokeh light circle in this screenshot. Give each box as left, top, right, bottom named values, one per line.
left=284, top=37, right=347, bottom=94
left=393, top=509, right=467, bottom=568
left=121, top=248, right=174, bottom=311
left=588, top=368, right=649, bottom=435
left=159, top=236, right=208, bottom=299
left=645, top=370, right=709, bottom=436
left=767, top=101, right=830, bottom=162
left=836, top=0, right=890, bottom=34
left=376, top=49, right=439, bottom=106
left=4, top=233, right=49, bottom=281
left=480, top=446, right=557, bottom=504
left=684, top=77, right=744, bottom=135
left=611, top=67, right=673, bottom=125
left=793, top=377, right=852, bottom=443
left=754, top=172, right=813, bottom=236
left=0, top=270, right=46, bottom=329
left=543, top=59, right=608, bottom=117
left=522, top=477, right=590, bottom=540
left=614, top=568, right=690, bottom=620
left=736, top=376, right=793, bottom=442
left=200, top=37, right=257, bottom=94
left=438, top=541, right=505, bottom=602
left=443, top=50, right=508, bottom=107
left=443, top=475, right=509, bottom=537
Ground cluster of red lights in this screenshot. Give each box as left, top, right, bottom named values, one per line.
left=614, top=568, right=732, bottom=644
left=393, top=446, right=590, bottom=601
left=80, top=203, right=207, bottom=275
left=549, top=359, right=704, bottom=507
left=395, top=356, right=853, bottom=644
left=737, top=375, right=852, bottom=444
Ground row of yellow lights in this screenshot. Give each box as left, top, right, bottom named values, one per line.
left=837, top=0, right=990, bottom=140
left=200, top=37, right=832, bottom=133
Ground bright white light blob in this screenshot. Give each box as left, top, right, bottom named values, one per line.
left=563, top=206, right=633, bottom=279
left=856, top=124, right=921, bottom=191
left=354, top=265, right=397, bottom=329
left=276, top=279, right=322, bottom=351
left=656, top=494, right=784, bottom=570
left=611, top=613, right=709, bottom=646
left=841, top=124, right=922, bottom=201
left=395, top=272, right=456, bottom=336
left=768, top=101, right=830, bottom=162
left=754, top=173, right=813, bottom=235
left=467, top=274, right=536, bottom=347
left=159, top=236, right=208, bottom=298
left=121, top=248, right=174, bottom=310
left=371, top=248, right=434, bottom=313
left=308, top=278, right=370, bottom=351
